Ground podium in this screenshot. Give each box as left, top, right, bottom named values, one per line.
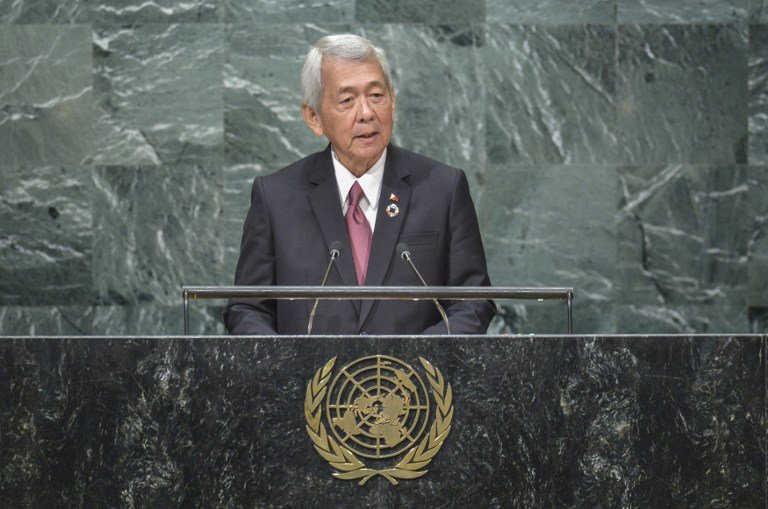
left=0, top=333, right=763, bottom=507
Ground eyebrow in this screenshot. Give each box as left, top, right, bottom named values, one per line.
left=335, top=81, right=387, bottom=95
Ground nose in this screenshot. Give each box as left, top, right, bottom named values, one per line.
left=356, top=97, right=374, bottom=122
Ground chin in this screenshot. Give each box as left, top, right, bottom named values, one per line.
left=362, top=147, right=386, bottom=161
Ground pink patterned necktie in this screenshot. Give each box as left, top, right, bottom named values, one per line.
left=346, top=181, right=372, bottom=286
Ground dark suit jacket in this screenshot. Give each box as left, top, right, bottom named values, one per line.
left=224, top=144, right=495, bottom=335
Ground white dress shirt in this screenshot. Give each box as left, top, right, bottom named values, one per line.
left=332, top=148, right=386, bottom=232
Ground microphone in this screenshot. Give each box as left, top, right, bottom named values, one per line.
left=307, top=240, right=343, bottom=334
left=396, top=243, right=451, bottom=334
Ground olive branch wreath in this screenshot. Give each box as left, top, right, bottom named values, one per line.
left=304, top=356, right=453, bottom=486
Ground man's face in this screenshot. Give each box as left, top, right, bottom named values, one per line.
left=302, top=58, right=395, bottom=177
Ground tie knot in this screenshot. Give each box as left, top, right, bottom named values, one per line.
left=348, top=181, right=364, bottom=207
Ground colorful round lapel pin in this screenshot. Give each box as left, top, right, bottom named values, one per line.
left=386, top=193, right=400, bottom=217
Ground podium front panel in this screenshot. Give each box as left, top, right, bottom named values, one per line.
left=0, top=335, right=764, bottom=508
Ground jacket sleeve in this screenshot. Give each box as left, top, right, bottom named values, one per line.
left=422, top=170, right=496, bottom=334
left=223, top=176, right=278, bottom=335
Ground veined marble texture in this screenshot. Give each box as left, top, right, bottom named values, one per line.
left=0, top=165, right=94, bottom=305
left=617, top=165, right=750, bottom=332
left=0, top=304, right=225, bottom=335
left=0, top=0, right=87, bottom=23
left=92, top=304, right=225, bottom=335
left=485, top=24, right=618, bottom=165
left=90, top=0, right=222, bottom=22
left=227, top=0, right=353, bottom=23
left=363, top=24, right=485, bottom=173
left=0, top=25, right=96, bottom=166
left=617, top=303, right=754, bottom=335
left=752, top=0, right=768, bottom=21
left=92, top=166, right=227, bottom=307
left=0, top=335, right=763, bottom=507
left=92, top=24, right=224, bottom=165
left=750, top=24, right=768, bottom=164
left=487, top=0, right=615, bottom=24
left=747, top=167, right=768, bottom=307
left=0, top=306, right=94, bottom=334
left=618, top=24, right=748, bottom=165
left=355, top=0, right=485, bottom=23
left=485, top=0, right=764, bottom=24
left=0, top=0, right=222, bottom=23
left=617, top=0, right=747, bottom=23
left=224, top=23, right=335, bottom=168
left=479, top=164, right=616, bottom=334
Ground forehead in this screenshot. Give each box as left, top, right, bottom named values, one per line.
left=321, top=58, right=388, bottom=93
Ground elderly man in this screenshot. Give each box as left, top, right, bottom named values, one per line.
left=224, top=34, right=495, bottom=335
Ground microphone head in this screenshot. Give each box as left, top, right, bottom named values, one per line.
left=396, top=242, right=410, bottom=260
left=329, top=240, right=343, bottom=258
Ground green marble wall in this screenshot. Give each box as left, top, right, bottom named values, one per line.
left=1, top=0, right=766, bottom=335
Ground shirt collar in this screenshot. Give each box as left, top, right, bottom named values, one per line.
left=332, top=148, right=387, bottom=209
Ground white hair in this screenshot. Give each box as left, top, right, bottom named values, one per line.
left=301, top=34, right=393, bottom=110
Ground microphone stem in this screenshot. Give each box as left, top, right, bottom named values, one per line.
left=404, top=256, right=428, bottom=286
left=404, top=255, right=451, bottom=334
left=320, top=252, right=338, bottom=287
left=307, top=251, right=338, bottom=335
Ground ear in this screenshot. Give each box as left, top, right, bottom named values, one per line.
left=302, top=103, right=324, bottom=137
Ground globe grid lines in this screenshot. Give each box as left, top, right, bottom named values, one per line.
left=325, top=355, right=431, bottom=459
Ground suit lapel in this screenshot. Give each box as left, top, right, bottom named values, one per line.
left=307, top=147, right=361, bottom=315
left=358, top=147, right=411, bottom=329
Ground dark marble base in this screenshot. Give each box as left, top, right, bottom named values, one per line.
left=0, top=335, right=765, bottom=508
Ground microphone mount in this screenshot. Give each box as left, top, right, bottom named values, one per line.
left=396, top=243, right=451, bottom=334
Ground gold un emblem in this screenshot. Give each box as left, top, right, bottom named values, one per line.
left=304, top=355, right=454, bottom=485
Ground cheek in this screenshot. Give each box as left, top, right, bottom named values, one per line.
left=335, top=116, right=357, bottom=136
left=380, top=108, right=395, bottom=125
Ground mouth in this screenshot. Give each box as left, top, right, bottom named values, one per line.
left=355, top=132, right=378, bottom=140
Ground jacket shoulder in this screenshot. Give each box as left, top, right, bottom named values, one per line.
left=264, top=149, right=327, bottom=182
left=250, top=148, right=331, bottom=200
left=390, top=145, right=464, bottom=188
